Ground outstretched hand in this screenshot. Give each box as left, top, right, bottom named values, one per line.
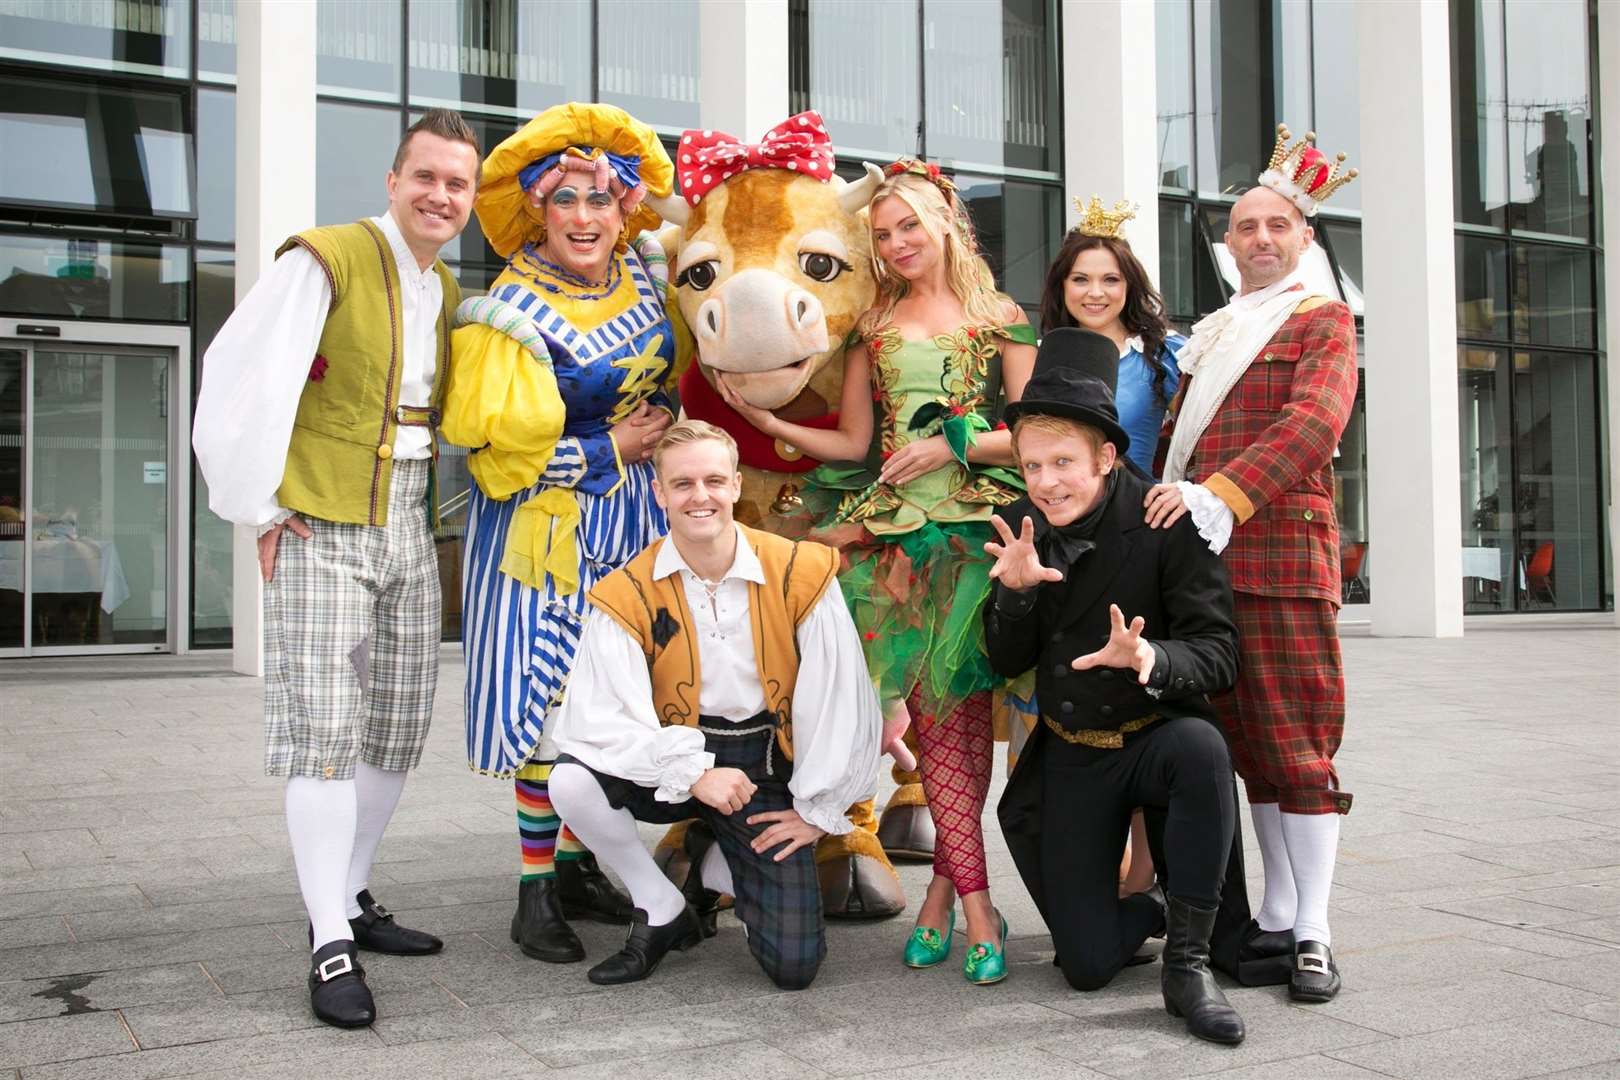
left=1070, top=604, right=1157, bottom=685
left=984, top=514, right=1064, bottom=592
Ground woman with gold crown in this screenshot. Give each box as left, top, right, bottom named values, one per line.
left=718, top=159, right=1033, bottom=985
left=1036, top=197, right=1187, bottom=900
left=442, top=103, right=690, bottom=964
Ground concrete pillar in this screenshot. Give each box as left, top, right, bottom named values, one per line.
left=1599, top=5, right=1620, bottom=626
left=1060, top=0, right=1160, bottom=284
left=230, top=0, right=317, bottom=675
left=1357, top=0, right=1464, bottom=637
left=699, top=0, right=790, bottom=139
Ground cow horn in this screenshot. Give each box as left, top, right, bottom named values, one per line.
left=837, top=161, right=885, bottom=214
left=645, top=190, right=690, bottom=228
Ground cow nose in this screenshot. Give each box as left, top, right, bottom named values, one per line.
left=696, top=297, right=725, bottom=343
left=785, top=288, right=823, bottom=344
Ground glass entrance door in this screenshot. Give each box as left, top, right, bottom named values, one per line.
left=0, top=342, right=174, bottom=654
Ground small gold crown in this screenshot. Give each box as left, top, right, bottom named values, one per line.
left=1260, top=124, right=1358, bottom=214
left=1072, top=195, right=1137, bottom=240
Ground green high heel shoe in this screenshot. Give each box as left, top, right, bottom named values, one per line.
left=963, top=910, right=1009, bottom=985
left=903, top=908, right=956, bottom=969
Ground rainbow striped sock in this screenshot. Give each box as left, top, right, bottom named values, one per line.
left=515, top=764, right=558, bottom=882
left=556, top=823, right=586, bottom=864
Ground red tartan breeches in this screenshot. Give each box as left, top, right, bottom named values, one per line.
left=1212, top=593, right=1352, bottom=815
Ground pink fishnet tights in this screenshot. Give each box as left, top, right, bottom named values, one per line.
left=912, top=688, right=993, bottom=896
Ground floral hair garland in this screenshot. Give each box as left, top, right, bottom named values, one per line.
left=883, top=158, right=978, bottom=254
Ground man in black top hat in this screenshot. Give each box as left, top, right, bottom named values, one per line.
left=983, top=327, right=1245, bottom=1045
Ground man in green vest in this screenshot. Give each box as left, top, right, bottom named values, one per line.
left=546, top=420, right=884, bottom=991
left=193, top=109, right=480, bottom=1029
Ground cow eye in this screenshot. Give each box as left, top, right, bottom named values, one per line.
left=677, top=260, right=718, bottom=291
left=798, top=251, right=849, bottom=283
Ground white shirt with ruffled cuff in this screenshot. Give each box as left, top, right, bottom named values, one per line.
left=1177, top=481, right=1235, bottom=555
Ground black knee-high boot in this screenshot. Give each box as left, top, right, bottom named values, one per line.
left=1162, top=897, right=1246, bottom=1045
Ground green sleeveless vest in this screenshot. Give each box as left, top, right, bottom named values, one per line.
left=274, top=218, right=459, bottom=526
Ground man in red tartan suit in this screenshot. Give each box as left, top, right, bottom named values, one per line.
left=1145, top=125, right=1358, bottom=1004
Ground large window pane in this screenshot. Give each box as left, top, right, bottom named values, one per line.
left=1194, top=0, right=1266, bottom=197
left=1511, top=350, right=1601, bottom=610
left=802, top=0, right=920, bottom=159
left=199, top=0, right=235, bottom=81
left=320, top=0, right=401, bottom=102
left=1157, top=0, right=1194, bottom=189
left=1513, top=245, right=1594, bottom=349
left=0, top=0, right=189, bottom=78
left=1309, top=0, right=1360, bottom=213
left=1459, top=346, right=1514, bottom=611
left=923, top=0, right=1058, bottom=173
left=192, top=252, right=235, bottom=647
left=317, top=102, right=401, bottom=229
left=1159, top=199, right=1196, bottom=319
left=409, top=0, right=590, bottom=115
left=598, top=0, right=700, bottom=130
left=1456, top=234, right=1509, bottom=340
left=1336, top=374, right=1369, bottom=605
left=0, top=74, right=192, bottom=219
left=0, top=235, right=188, bottom=322
left=1504, top=0, right=1590, bottom=239
left=953, top=175, right=1062, bottom=317
left=1317, top=216, right=1363, bottom=316
left=1451, top=0, right=1508, bottom=228
left=197, top=89, right=235, bottom=245
left=31, top=349, right=170, bottom=647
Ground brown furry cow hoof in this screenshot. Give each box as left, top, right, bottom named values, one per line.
left=818, top=853, right=905, bottom=920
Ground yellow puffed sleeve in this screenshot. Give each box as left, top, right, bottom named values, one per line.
left=441, top=323, right=567, bottom=501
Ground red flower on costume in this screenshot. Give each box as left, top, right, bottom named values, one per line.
left=309, top=355, right=329, bottom=382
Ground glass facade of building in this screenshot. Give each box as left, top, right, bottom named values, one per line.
left=1154, top=0, right=1606, bottom=614
left=1, top=0, right=1064, bottom=650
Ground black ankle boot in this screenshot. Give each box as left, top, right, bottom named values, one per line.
left=1236, top=918, right=1294, bottom=987
left=557, top=853, right=634, bottom=925
left=1161, top=897, right=1245, bottom=1045
left=308, top=939, right=375, bottom=1028
left=509, top=877, right=585, bottom=963
left=587, top=906, right=704, bottom=985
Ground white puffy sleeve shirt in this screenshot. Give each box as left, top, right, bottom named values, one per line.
left=551, top=534, right=881, bottom=835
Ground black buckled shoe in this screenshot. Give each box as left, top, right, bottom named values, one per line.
left=1161, top=897, right=1246, bottom=1046
left=510, top=877, right=586, bottom=963
left=587, top=906, right=704, bottom=986
left=557, top=853, right=635, bottom=925
left=308, top=940, right=375, bottom=1029
left=346, top=889, right=443, bottom=955
left=1289, top=940, right=1342, bottom=1003
left=1236, top=919, right=1294, bottom=987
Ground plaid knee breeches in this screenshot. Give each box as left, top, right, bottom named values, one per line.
left=1213, top=592, right=1352, bottom=815
left=580, top=714, right=826, bottom=990
left=263, top=459, right=441, bottom=781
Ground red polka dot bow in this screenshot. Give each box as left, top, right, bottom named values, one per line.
left=676, top=111, right=835, bottom=205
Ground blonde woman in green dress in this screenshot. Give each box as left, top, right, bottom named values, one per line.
left=718, top=159, right=1034, bottom=985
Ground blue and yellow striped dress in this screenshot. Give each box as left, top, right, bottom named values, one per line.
left=445, top=241, right=686, bottom=777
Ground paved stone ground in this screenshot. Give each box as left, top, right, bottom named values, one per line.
left=3, top=622, right=1619, bottom=1080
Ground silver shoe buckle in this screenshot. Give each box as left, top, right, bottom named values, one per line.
left=317, top=953, right=354, bottom=981
left=1296, top=953, right=1328, bottom=974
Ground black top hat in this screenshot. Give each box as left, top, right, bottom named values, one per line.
left=1003, top=327, right=1130, bottom=454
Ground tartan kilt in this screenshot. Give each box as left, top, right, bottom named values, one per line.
left=1212, top=592, right=1351, bottom=815
left=264, top=459, right=440, bottom=780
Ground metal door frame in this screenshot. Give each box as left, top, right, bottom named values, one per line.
left=0, top=318, right=192, bottom=657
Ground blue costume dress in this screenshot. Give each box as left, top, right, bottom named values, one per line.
left=1115, top=333, right=1184, bottom=477
left=445, top=240, right=685, bottom=777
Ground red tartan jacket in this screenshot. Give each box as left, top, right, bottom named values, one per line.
left=1185, top=297, right=1358, bottom=604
